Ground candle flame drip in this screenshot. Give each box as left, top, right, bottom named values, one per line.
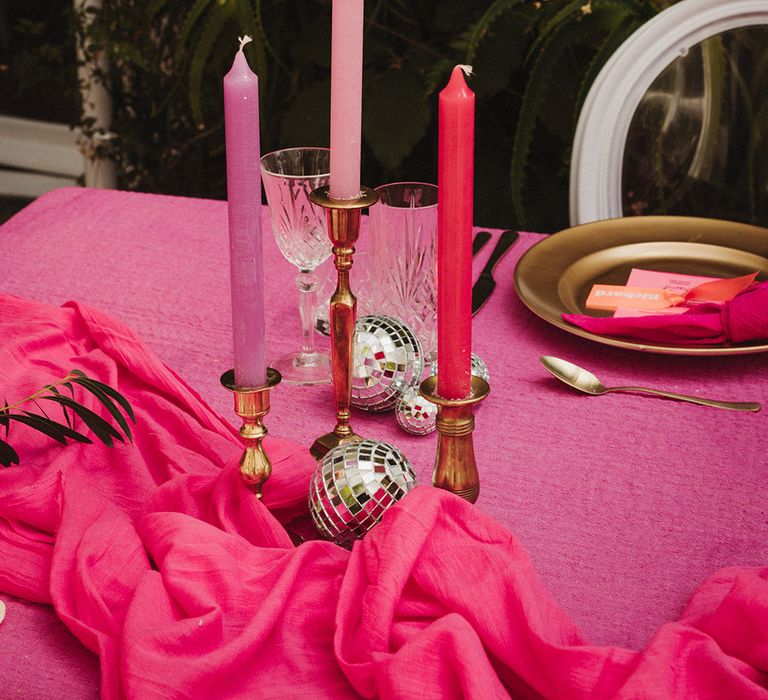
left=238, top=35, right=253, bottom=52
left=457, top=64, right=473, bottom=77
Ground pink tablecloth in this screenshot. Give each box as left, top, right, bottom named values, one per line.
left=1, top=188, right=767, bottom=696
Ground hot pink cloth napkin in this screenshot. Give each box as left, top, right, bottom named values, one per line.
left=2, top=293, right=768, bottom=698
left=563, top=280, right=768, bottom=346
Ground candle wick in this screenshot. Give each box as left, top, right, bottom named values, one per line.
left=238, top=35, right=253, bottom=52
left=456, top=64, right=473, bottom=77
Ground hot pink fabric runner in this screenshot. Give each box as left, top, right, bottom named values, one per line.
left=2, top=294, right=768, bottom=697
left=563, top=281, right=768, bottom=346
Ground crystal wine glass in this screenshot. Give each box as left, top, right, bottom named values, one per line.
left=369, top=182, right=439, bottom=363
left=261, top=147, right=332, bottom=384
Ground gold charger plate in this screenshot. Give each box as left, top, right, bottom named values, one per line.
left=514, top=215, right=768, bottom=355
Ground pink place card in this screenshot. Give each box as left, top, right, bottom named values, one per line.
left=613, top=269, right=717, bottom=318
left=584, top=269, right=759, bottom=317
left=585, top=285, right=684, bottom=312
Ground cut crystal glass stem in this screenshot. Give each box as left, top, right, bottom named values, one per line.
left=296, top=268, right=319, bottom=356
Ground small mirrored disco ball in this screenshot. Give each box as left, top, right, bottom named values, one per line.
left=429, top=352, right=490, bottom=383
left=351, top=315, right=424, bottom=412
left=309, top=439, right=417, bottom=548
left=395, top=386, right=437, bottom=435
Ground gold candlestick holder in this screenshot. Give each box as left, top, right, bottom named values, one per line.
left=220, top=367, right=282, bottom=498
left=308, top=185, right=379, bottom=460
left=419, top=374, right=490, bottom=503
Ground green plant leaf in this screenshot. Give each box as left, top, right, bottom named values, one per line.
left=70, top=375, right=134, bottom=442
left=175, top=0, right=217, bottom=67
left=527, top=0, right=588, bottom=61
left=468, top=12, right=526, bottom=100
left=69, top=370, right=136, bottom=422
left=109, top=41, right=152, bottom=72
left=510, top=18, right=583, bottom=228
left=572, top=13, right=642, bottom=126
left=464, top=0, right=528, bottom=65
left=1, top=400, right=8, bottom=439
left=9, top=412, right=93, bottom=445
left=0, top=437, right=19, bottom=467
left=45, top=385, right=74, bottom=428
left=424, top=58, right=455, bottom=96
left=41, top=395, right=123, bottom=448
left=146, top=0, right=168, bottom=22
left=188, top=2, right=233, bottom=127
left=1, top=370, right=134, bottom=465
left=363, top=69, right=431, bottom=171
left=31, top=398, right=50, bottom=419
left=236, top=0, right=269, bottom=80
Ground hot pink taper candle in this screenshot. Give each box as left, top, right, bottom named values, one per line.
left=437, top=65, right=475, bottom=400
left=329, top=0, right=364, bottom=200
left=224, top=36, right=267, bottom=387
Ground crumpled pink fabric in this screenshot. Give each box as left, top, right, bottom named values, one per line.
left=1, top=293, right=768, bottom=698
left=563, top=280, right=768, bottom=346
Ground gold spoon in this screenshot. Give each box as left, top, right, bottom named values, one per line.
left=540, top=356, right=761, bottom=412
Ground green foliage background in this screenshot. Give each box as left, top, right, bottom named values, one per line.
left=3, top=0, right=673, bottom=232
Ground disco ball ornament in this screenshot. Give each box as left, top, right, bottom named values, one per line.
left=429, top=352, right=490, bottom=384
left=395, top=386, right=437, bottom=435
left=309, top=439, right=417, bottom=548
left=351, top=315, right=424, bottom=412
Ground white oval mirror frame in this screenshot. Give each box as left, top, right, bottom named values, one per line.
left=569, top=0, right=768, bottom=225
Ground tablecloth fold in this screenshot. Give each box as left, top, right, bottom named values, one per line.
left=1, top=294, right=767, bottom=699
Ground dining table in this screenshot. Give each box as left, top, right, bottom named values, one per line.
left=0, top=186, right=766, bottom=698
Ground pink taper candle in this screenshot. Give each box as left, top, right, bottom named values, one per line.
left=329, top=0, right=364, bottom=199
left=437, top=65, right=475, bottom=399
left=224, top=36, right=267, bottom=386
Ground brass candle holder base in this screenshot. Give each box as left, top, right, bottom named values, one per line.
left=309, top=428, right=362, bottom=461
left=419, top=374, right=490, bottom=503
left=220, top=367, right=282, bottom=498
left=309, top=185, right=379, bottom=460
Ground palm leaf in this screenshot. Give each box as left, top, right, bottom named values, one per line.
left=1, top=400, right=8, bottom=438
left=0, top=437, right=19, bottom=467
left=41, top=395, right=123, bottom=448
left=69, top=373, right=134, bottom=442
left=2, top=370, right=134, bottom=466
left=8, top=412, right=92, bottom=445
left=44, top=384, right=73, bottom=428
left=69, top=370, right=136, bottom=422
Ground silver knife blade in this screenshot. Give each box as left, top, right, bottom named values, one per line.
left=471, top=230, right=519, bottom=315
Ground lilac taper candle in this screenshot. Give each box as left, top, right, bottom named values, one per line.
left=224, top=36, right=267, bottom=386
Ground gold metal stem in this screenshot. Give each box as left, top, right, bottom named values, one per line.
left=419, top=375, right=490, bottom=503
left=308, top=185, right=379, bottom=459
left=220, top=368, right=282, bottom=498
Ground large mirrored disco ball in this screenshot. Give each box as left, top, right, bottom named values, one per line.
left=351, top=315, right=424, bottom=412
left=395, top=386, right=437, bottom=435
left=309, top=439, right=417, bottom=548
left=429, top=352, right=490, bottom=384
